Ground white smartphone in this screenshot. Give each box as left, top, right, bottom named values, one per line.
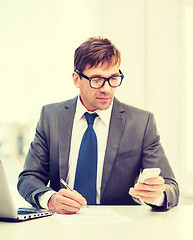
left=138, top=168, right=161, bottom=183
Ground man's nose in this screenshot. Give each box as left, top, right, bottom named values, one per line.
left=99, top=81, right=111, bottom=92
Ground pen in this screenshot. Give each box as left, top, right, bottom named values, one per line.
left=60, top=178, right=89, bottom=208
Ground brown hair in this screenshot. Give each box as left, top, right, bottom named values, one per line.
left=74, top=37, right=121, bottom=72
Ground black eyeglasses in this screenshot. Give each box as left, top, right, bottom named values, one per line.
left=75, top=69, right=124, bottom=89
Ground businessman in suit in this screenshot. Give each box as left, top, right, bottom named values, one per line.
left=17, top=37, right=179, bottom=214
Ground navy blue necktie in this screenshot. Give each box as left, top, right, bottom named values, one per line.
left=74, top=112, right=98, bottom=205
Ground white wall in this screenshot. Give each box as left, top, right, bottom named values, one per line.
left=101, top=0, right=146, bottom=109
left=101, top=0, right=189, bottom=190
left=146, top=0, right=183, bottom=178
left=184, top=4, right=193, bottom=195
left=0, top=0, right=103, bottom=164
left=0, top=0, right=102, bottom=123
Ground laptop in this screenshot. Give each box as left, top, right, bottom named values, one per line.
left=0, top=160, right=54, bottom=221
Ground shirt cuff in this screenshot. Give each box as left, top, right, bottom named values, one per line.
left=38, top=190, right=56, bottom=209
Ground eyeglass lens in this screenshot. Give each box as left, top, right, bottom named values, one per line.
left=90, top=76, right=122, bottom=88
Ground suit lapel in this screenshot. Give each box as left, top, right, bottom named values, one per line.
left=58, top=97, right=77, bottom=181
left=100, top=98, right=126, bottom=198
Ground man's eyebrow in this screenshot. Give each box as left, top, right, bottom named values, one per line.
left=89, top=72, right=120, bottom=78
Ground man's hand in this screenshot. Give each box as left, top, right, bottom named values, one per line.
left=48, top=189, right=87, bottom=214
left=129, top=176, right=165, bottom=204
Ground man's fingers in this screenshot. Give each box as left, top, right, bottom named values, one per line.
left=59, top=188, right=86, bottom=206
left=48, top=189, right=87, bottom=214
left=129, top=187, right=162, bottom=198
left=129, top=176, right=166, bottom=204
left=144, top=176, right=165, bottom=185
left=56, top=193, right=82, bottom=208
left=129, top=187, right=163, bottom=203
left=50, top=194, right=81, bottom=214
left=134, top=182, right=165, bottom=192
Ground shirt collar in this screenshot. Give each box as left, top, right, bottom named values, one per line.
left=74, top=95, right=113, bottom=126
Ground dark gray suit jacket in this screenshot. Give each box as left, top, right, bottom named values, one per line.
left=17, top=97, right=179, bottom=210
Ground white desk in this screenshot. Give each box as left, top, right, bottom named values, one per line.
left=0, top=205, right=192, bottom=240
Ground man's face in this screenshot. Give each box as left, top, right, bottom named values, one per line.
left=73, top=63, right=120, bottom=111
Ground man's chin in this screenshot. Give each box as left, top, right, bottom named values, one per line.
left=96, top=102, right=112, bottom=110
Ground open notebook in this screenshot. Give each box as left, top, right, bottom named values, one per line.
left=0, top=160, right=54, bottom=221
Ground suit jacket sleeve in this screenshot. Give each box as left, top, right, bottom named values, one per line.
left=141, top=113, right=179, bottom=210
left=17, top=106, right=54, bottom=208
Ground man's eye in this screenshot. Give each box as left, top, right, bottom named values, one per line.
left=111, top=77, right=118, bottom=81
left=92, top=78, right=103, bottom=83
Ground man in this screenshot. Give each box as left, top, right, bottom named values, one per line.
left=17, top=37, right=179, bottom=214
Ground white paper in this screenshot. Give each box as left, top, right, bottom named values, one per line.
left=52, top=206, right=132, bottom=225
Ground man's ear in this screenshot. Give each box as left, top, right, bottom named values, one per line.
left=72, top=72, right=80, bottom=88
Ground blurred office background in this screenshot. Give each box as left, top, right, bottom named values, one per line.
left=0, top=0, right=193, bottom=203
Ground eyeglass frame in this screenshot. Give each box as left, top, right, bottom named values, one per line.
left=75, top=69, right=124, bottom=89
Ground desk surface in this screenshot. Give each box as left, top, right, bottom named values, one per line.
left=0, top=205, right=192, bottom=240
